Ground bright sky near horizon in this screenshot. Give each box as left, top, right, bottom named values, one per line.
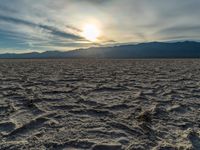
left=0, top=0, right=200, bottom=53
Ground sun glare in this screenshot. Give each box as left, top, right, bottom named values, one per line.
left=82, top=24, right=100, bottom=42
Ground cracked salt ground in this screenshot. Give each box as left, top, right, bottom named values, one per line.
left=0, top=59, right=200, bottom=150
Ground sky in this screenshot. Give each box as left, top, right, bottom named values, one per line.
left=0, top=0, right=200, bottom=53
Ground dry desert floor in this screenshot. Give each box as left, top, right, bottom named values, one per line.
left=0, top=59, right=200, bottom=150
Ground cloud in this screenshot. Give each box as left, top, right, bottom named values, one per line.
left=154, top=25, right=200, bottom=41
left=72, top=0, right=113, bottom=4
left=0, top=15, right=83, bottom=40
left=157, top=25, right=200, bottom=35
left=0, top=5, right=17, bottom=13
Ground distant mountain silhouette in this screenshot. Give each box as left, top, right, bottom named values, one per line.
left=1, top=41, right=200, bottom=58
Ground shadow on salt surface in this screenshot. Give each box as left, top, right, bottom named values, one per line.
left=0, top=122, right=16, bottom=134
left=4, top=112, right=56, bottom=140
left=188, top=130, right=200, bottom=149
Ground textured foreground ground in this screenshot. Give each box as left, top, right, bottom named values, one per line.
left=0, top=59, right=200, bottom=150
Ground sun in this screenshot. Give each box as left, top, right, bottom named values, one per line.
left=82, top=24, right=100, bottom=42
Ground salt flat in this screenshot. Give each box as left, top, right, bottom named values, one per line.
left=0, top=59, right=199, bottom=150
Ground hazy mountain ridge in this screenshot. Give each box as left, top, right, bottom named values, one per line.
left=1, top=41, right=200, bottom=58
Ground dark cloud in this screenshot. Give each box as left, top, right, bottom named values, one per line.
left=0, top=5, right=17, bottom=13
left=39, top=25, right=83, bottom=40
left=65, top=25, right=82, bottom=32
left=157, top=25, right=200, bottom=36
left=0, top=15, right=35, bottom=27
left=0, top=15, right=83, bottom=40
left=74, top=0, right=113, bottom=4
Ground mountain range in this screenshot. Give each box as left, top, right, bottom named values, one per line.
left=1, top=41, right=200, bottom=59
